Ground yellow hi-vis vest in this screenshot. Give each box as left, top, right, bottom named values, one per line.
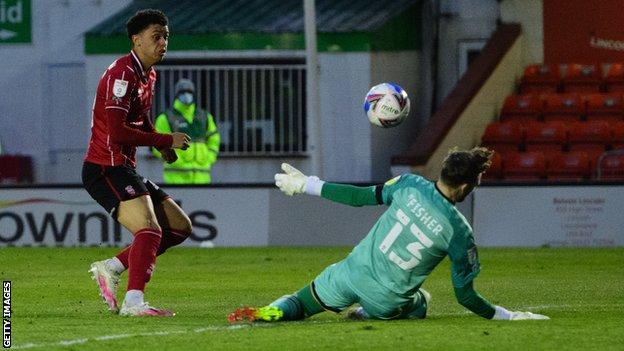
left=153, top=100, right=220, bottom=184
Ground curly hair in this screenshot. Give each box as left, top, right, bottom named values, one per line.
left=440, top=147, right=494, bottom=187
left=126, top=9, right=168, bottom=38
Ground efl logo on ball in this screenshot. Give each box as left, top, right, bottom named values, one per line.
left=363, top=83, right=410, bottom=128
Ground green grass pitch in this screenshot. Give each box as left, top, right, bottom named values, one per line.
left=2, top=247, right=623, bottom=350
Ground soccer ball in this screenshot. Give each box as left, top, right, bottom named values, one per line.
left=363, top=83, right=410, bottom=128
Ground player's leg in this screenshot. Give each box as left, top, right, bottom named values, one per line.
left=116, top=195, right=175, bottom=316
left=83, top=163, right=172, bottom=316
left=228, top=261, right=356, bottom=323
left=349, top=288, right=431, bottom=320
left=401, top=288, right=431, bottom=319
left=228, top=283, right=330, bottom=323
left=111, top=179, right=192, bottom=269
left=153, top=197, right=193, bottom=254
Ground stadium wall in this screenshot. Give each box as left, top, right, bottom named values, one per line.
left=1, top=185, right=621, bottom=248
left=500, top=0, right=543, bottom=66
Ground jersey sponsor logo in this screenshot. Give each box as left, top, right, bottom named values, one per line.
left=384, top=176, right=400, bottom=186
left=113, top=79, right=128, bottom=98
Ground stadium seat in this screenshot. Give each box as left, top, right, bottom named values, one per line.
left=596, top=153, right=624, bottom=180
left=519, top=64, right=560, bottom=94
left=603, top=63, right=624, bottom=92
left=542, top=93, right=583, bottom=121
left=547, top=151, right=591, bottom=181
left=500, top=94, right=543, bottom=122
left=562, top=64, right=602, bottom=93
left=502, top=151, right=547, bottom=181
left=585, top=93, right=624, bottom=122
left=482, top=152, right=503, bottom=181
left=568, top=121, right=610, bottom=163
left=481, top=121, right=523, bottom=157
left=0, top=155, right=34, bottom=184
left=612, top=121, right=624, bottom=149
left=524, top=121, right=568, bottom=161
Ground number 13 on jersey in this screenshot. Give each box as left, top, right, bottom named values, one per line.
left=379, top=209, right=434, bottom=270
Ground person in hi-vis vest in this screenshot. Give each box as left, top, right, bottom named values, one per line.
left=153, top=79, right=220, bottom=184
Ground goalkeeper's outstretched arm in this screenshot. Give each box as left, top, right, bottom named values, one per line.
left=454, top=281, right=550, bottom=320
left=274, top=163, right=382, bottom=207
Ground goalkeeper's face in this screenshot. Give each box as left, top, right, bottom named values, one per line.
left=456, top=174, right=482, bottom=202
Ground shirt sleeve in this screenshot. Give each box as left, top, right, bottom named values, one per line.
left=380, top=175, right=404, bottom=205
left=447, top=227, right=481, bottom=288
left=103, top=69, right=135, bottom=113
left=107, top=108, right=172, bottom=149
left=453, top=281, right=495, bottom=319
left=320, top=183, right=379, bottom=207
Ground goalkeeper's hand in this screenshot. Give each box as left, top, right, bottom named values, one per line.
left=274, top=163, right=323, bottom=196
left=492, top=306, right=550, bottom=320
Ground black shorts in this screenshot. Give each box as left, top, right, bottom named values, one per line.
left=82, top=161, right=170, bottom=219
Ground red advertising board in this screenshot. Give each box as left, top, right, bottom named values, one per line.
left=544, top=0, right=624, bottom=63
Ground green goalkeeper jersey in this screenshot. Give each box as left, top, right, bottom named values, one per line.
left=342, top=174, right=480, bottom=299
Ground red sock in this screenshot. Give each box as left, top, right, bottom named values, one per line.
left=116, top=229, right=190, bottom=268
left=115, top=246, right=131, bottom=269
left=127, top=228, right=162, bottom=292
left=157, top=229, right=191, bottom=255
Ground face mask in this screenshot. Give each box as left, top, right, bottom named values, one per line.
left=178, top=92, right=194, bottom=105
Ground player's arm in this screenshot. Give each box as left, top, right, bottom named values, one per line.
left=448, top=233, right=549, bottom=321
left=453, top=281, right=495, bottom=318
left=104, top=70, right=188, bottom=150
left=106, top=108, right=173, bottom=148
left=274, top=163, right=381, bottom=206
left=150, top=113, right=172, bottom=158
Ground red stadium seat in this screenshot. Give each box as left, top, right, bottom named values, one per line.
left=520, top=64, right=560, bottom=94
left=585, top=93, right=624, bottom=122
left=562, top=64, right=602, bottom=93
left=596, top=153, right=624, bottom=180
left=612, top=121, right=624, bottom=149
left=500, top=94, right=543, bottom=122
left=603, top=63, right=624, bottom=92
left=543, top=93, right=583, bottom=121
left=524, top=121, right=568, bottom=161
left=0, top=155, right=34, bottom=184
left=481, top=121, right=523, bottom=157
left=568, top=121, right=610, bottom=163
left=502, top=152, right=547, bottom=181
left=547, top=151, right=591, bottom=181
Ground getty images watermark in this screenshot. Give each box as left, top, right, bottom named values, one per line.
left=3, top=281, right=10, bottom=349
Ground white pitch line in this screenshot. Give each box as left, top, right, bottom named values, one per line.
left=11, top=303, right=622, bottom=349
left=11, top=324, right=272, bottom=350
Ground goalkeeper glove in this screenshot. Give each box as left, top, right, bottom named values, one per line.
left=492, top=305, right=550, bottom=320
left=274, top=163, right=324, bottom=196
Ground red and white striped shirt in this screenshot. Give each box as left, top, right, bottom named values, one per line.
left=85, top=50, right=171, bottom=167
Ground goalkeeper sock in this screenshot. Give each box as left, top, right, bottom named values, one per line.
left=295, top=283, right=326, bottom=317
left=269, top=295, right=305, bottom=320
left=267, top=284, right=325, bottom=320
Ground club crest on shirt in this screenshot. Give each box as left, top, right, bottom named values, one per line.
left=125, top=185, right=136, bottom=196
left=113, top=79, right=128, bottom=98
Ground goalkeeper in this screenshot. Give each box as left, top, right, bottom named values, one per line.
left=229, top=147, right=549, bottom=322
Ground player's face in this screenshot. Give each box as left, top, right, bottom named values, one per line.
left=134, top=24, right=169, bottom=66
left=456, top=174, right=482, bottom=202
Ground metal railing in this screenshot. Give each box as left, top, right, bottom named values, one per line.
left=155, top=64, right=307, bottom=156
left=596, top=148, right=624, bottom=180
